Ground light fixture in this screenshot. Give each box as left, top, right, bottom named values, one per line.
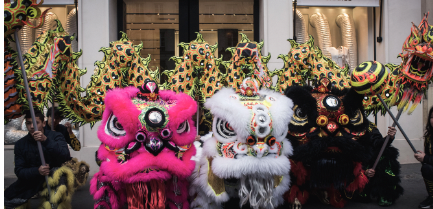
left=211, top=29, right=213, bottom=31
left=157, top=13, right=160, bottom=15
left=234, top=14, right=236, bottom=16
left=212, top=14, right=214, bottom=16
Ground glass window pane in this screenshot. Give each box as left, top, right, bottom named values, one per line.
left=199, top=0, right=254, bottom=60
left=125, top=0, right=179, bottom=72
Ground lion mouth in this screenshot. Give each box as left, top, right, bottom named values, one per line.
left=138, top=166, right=161, bottom=174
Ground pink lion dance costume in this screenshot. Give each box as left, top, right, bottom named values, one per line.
left=90, top=79, right=197, bottom=209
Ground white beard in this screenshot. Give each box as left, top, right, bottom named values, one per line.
left=238, top=175, right=275, bottom=209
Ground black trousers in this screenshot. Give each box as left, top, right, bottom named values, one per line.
left=422, top=163, right=433, bottom=197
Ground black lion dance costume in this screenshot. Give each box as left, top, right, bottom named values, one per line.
left=273, top=33, right=405, bottom=208
left=284, top=78, right=402, bottom=208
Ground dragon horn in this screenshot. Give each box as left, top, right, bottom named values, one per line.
left=22, top=8, right=51, bottom=29
left=411, top=22, right=423, bottom=38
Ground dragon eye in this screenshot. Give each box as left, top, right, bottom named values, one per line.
left=350, top=109, right=364, bottom=126
left=105, top=113, right=126, bottom=137
left=177, top=120, right=190, bottom=134
left=290, top=105, right=308, bottom=126
left=216, top=118, right=236, bottom=139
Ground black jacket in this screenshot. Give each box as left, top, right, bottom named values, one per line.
left=46, top=124, right=72, bottom=148
left=4, top=129, right=71, bottom=201
left=424, top=135, right=433, bottom=165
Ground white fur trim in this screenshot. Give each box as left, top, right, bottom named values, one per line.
left=258, top=89, right=294, bottom=142
left=205, top=88, right=251, bottom=141
left=211, top=154, right=290, bottom=179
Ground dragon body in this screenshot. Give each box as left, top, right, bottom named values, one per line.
left=222, top=34, right=273, bottom=92
left=5, top=17, right=157, bottom=127
left=274, top=14, right=432, bottom=115
left=162, top=33, right=222, bottom=104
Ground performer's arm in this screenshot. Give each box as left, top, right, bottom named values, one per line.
left=45, top=133, right=71, bottom=165
left=423, top=154, right=433, bottom=165
left=14, top=143, right=41, bottom=180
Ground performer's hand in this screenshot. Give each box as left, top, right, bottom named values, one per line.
left=39, top=164, right=50, bottom=176
left=195, top=135, right=201, bottom=141
left=415, top=150, right=425, bottom=162
left=65, top=122, right=73, bottom=134
left=32, top=131, right=47, bottom=142
left=387, top=126, right=397, bottom=138
left=365, top=169, right=375, bottom=178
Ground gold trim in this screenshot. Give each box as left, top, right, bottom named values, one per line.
left=207, top=158, right=225, bottom=195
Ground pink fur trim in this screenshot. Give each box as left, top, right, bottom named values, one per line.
left=98, top=87, right=141, bottom=148
left=98, top=145, right=196, bottom=181
left=160, top=90, right=197, bottom=146
left=90, top=171, right=125, bottom=209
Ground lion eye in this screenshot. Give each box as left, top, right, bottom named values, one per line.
left=350, top=109, right=364, bottom=126
left=291, top=105, right=308, bottom=126
left=105, top=113, right=126, bottom=137
left=215, top=118, right=237, bottom=139
left=177, top=120, right=190, bottom=134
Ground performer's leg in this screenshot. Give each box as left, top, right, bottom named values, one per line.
left=368, top=147, right=403, bottom=206
left=4, top=180, right=33, bottom=209
left=419, top=163, right=433, bottom=208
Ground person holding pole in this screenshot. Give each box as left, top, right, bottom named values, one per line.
left=354, top=122, right=403, bottom=207
left=4, top=109, right=71, bottom=209
left=416, top=106, right=433, bottom=208
left=46, top=107, right=81, bottom=151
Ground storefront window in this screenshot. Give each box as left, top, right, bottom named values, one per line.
left=125, top=0, right=179, bottom=72
left=199, top=0, right=254, bottom=72
left=17, top=5, right=77, bottom=54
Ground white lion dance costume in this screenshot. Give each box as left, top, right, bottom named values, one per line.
left=190, top=79, right=294, bottom=209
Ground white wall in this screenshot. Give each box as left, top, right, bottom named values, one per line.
left=74, top=0, right=118, bottom=175
left=259, top=0, right=292, bottom=85
left=372, top=0, right=424, bottom=164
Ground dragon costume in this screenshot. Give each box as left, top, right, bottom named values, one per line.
left=90, top=80, right=197, bottom=209
left=274, top=13, right=433, bottom=116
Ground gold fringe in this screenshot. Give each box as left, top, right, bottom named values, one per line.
left=403, top=101, right=410, bottom=112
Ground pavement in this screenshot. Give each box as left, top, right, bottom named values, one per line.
left=4, top=163, right=428, bottom=209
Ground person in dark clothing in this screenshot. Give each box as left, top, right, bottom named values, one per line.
left=352, top=123, right=403, bottom=207
left=416, top=106, right=433, bottom=208
left=4, top=109, right=71, bottom=209
left=363, top=123, right=403, bottom=206
left=46, top=107, right=81, bottom=151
